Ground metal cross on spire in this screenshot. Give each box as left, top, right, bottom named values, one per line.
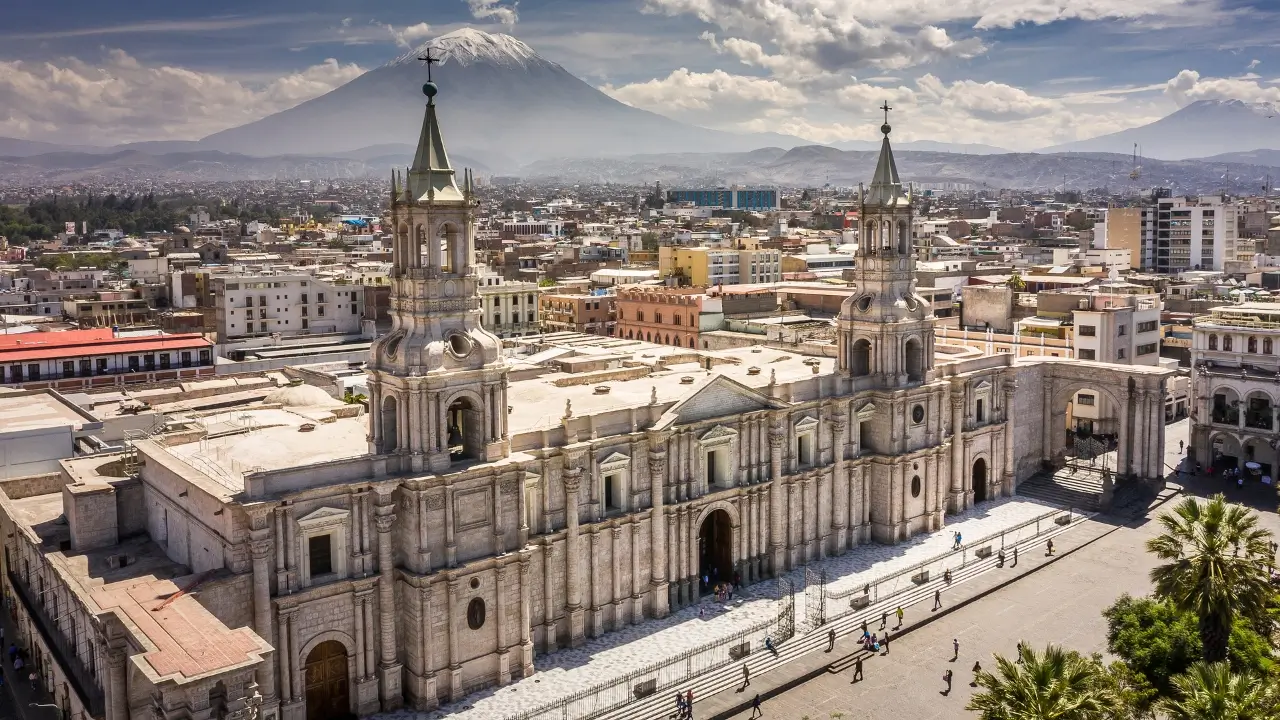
left=418, top=47, right=440, bottom=82
left=880, top=101, right=892, bottom=125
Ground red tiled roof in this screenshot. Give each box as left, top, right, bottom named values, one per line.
left=0, top=330, right=211, bottom=362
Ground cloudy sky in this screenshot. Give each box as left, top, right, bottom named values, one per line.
left=2, top=0, right=1278, bottom=149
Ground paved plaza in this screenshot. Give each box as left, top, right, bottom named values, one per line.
left=372, top=497, right=1072, bottom=720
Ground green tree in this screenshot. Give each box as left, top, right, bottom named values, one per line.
left=1157, top=662, right=1279, bottom=720
left=1104, top=594, right=1204, bottom=698
left=1007, top=270, right=1027, bottom=292
left=1146, top=495, right=1274, bottom=663
left=967, top=644, right=1117, bottom=720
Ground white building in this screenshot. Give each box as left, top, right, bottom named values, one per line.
left=213, top=273, right=364, bottom=340
left=476, top=265, right=542, bottom=338
left=1154, top=195, right=1241, bottom=272
left=1190, top=302, right=1280, bottom=478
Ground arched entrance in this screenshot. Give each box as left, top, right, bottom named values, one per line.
left=904, top=338, right=923, bottom=382
left=697, top=509, right=734, bottom=590
left=972, top=458, right=988, bottom=503
left=447, top=396, right=483, bottom=462
left=851, top=339, right=871, bottom=377
left=304, top=640, right=352, bottom=720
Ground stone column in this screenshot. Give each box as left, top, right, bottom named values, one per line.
left=249, top=532, right=278, bottom=711
left=444, top=485, right=457, bottom=567
left=768, top=426, right=786, bottom=574
left=107, top=648, right=128, bottom=720
left=354, top=594, right=367, bottom=679
left=949, top=386, right=965, bottom=513
left=518, top=553, right=535, bottom=676
left=1042, top=384, right=1054, bottom=467
left=541, top=543, right=557, bottom=652
left=275, top=610, right=293, bottom=705
left=1117, top=385, right=1132, bottom=478
left=496, top=565, right=511, bottom=685
left=446, top=579, right=462, bottom=701
left=1002, top=379, right=1017, bottom=495
left=610, top=526, right=624, bottom=630
left=587, top=527, right=603, bottom=637
left=415, top=586, right=438, bottom=709
left=517, top=474, right=530, bottom=547
left=647, top=447, right=669, bottom=618
left=563, top=465, right=586, bottom=646
left=374, top=494, right=402, bottom=710
left=362, top=599, right=375, bottom=684
left=629, top=522, right=644, bottom=624
left=831, top=417, right=848, bottom=554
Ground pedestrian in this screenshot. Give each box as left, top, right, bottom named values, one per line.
left=686, top=689, right=693, bottom=717
left=1238, top=474, right=1244, bottom=489
left=852, top=656, right=864, bottom=682
left=943, top=568, right=952, bottom=584
left=750, top=693, right=762, bottom=719
left=1016, top=641, right=1025, bottom=663
left=956, top=531, right=963, bottom=548
left=933, top=588, right=942, bottom=611
left=675, top=692, right=685, bottom=717
left=28, top=671, right=36, bottom=690
left=1180, top=440, right=1185, bottom=453
left=861, top=619, right=868, bottom=636
left=827, top=628, right=836, bottom=652
left=1046, top=538, right=1055, bottom=556
left=943, top=669, right=953, bottom=694
left=997, top=550, right=1005, bottom=567
left=952, top=531, right=961, bottom=550
left=882, top=630, right=890, bottom=654
left=742, top=663, right=750, bottom=689
left=972, top=660, right=982, bottom=685
left=13, top=657, right=22, bottom=672
left=895, top=605, right=904, bottom=628
left=880, top=610, right=888, bottom=630
left=952, top=638, right=959, bottom=660
left=1012, top=546, right=1018, bottom=566
left=765, top=636, right=778, bottom=657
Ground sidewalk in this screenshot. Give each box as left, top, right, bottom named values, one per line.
left=0, top=600, right=59, bottom=720
left=695, top=490, right=1179, bottom=720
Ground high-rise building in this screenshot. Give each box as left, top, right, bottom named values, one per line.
left=1152, top=195, right=1241, bottom=272
left=665, top=186, right=780, bottom=211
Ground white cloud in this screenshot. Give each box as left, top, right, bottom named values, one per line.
left=0, top=50, right=364, bottom=145
left=601, top=68, right=806, bottom=126
left=1165, top=68, right=1280, bottom=107
left=1247, top=59, right=1261, bottom=70
left=380, top=22, right=434, bottom=48
left=467, top=0, right=520, bottom=27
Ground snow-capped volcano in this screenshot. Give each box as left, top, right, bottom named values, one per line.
left=391, top=28, right=546, bottom=69
left=202, top=28, right=808, bottom=168
left=1042, top=99, right=1280, bottom=160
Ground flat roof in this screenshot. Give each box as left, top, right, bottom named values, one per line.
left=0, top=390, right=92, bottom=432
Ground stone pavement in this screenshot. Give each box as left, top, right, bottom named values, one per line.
left=706, top=496, right=1177, bottom=720
left=372, top=498, right=1072, bottom=720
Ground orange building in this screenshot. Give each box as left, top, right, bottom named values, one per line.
left=615, top=287, right=723, bottom=348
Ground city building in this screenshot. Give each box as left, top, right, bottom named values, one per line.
left=212, top=274, right=364, bottom=340
left=60, top=293, right=153, bottom=328
left=1190, top=302, right=1280, bottom=478
left=665, top=186, right=779, bottom=211
left=615, top=287, right=724, bottom=348
left=658, top=247, right=781, bottom=286
left=0, top=83, right=1170, bottom=720
left=538, top=292, right=616, bottom=336
left=0, top=328, right=214, bottom=390
left=476, top=266, right=542, bottom=338
left=1153, top=195, right=1241, bottom=273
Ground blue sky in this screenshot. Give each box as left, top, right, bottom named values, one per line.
left=1, top=0, right=1278, bottom=149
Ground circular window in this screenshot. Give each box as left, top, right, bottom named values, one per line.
left=911, top=475, right=922, bottom=498
left=469, top=577, right=480, bottom=590
left=467, top=598, right=486, bottom=630
left=911, top=404, right=925, bottom=424
left=447, top=333, right=472, bottom=357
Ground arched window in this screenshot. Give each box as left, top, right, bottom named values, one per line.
left=1224, top=335, right=1233, bottom=352
left=637, top=310, right=644, bottom=322
left=1265, top=338, right=1273, bottom=355
left=1208, top=334, right=1218, bottom=350
left=850, top=339, right=871, bottom=377
left=1248, top=336, right=1257, bottom=353
left=656, top=312, right=663, bottom=323
left=674, top=315, right=682, bottom=326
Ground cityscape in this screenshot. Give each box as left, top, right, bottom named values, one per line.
left=0, top=1, right=1279, bottom=720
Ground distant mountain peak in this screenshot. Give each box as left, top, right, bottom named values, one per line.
left=391, top=28, right=544, bottom=69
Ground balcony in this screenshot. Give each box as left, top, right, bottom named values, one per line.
left=9, top=571, right=105, bottom=715
left=1211, top=407, right=1239, bottom=426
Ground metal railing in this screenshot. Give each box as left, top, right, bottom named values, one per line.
left=825, top=507, right=1074, bottom=619
left=506, top=605, right=793, bottom=720
left=8, top=572, right=105, bottom=716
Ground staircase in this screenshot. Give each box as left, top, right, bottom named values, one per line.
left=1016, top=467, right=1104, bottom=511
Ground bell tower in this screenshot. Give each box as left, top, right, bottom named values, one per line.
left=837, top=104, right=935, bottom=387
left=368, top=53, right=509, bottom=472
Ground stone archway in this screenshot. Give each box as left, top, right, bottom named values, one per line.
left=380, top=396, right=398, bottom=454
left=972, top=457, right=988, bottom=503
left=445, top=392, right=485, bottom=462
left=1046, top=380, right=1126, bottom=474
left=304, top=639, right=353, bottom=720
left=697, top=508, right=734, bottom=590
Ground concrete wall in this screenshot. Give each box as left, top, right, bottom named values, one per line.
left=0, top=425, right=75, bottom=480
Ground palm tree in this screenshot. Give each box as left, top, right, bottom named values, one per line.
left=1146, top=495, right=1274, bottom=663
left=967, top=644, right=1115, bottom=720
left=1158, top=662, right=1279, bottom=720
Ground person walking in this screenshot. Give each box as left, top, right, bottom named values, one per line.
left=852, top=656, right=864, bottom=682
left=880, top=611, right=888, bottom=630
left=861, top=619, right=868, bottom=636
left=952, top=638, right=959, bottom=661
left=827, top=628, right=836, bottom=652
left=943, top=669, right=954, bottom=694
left=28, top=670, right=36, bottom=690
left=1012, top=546, right=1018, bottom=567
left=1046, top=538, right=1055, bottom=556
left=1016, top=641, right=1025, bottom=663
left=882, top=630, right=890, bottom=654
left=895, top=606, right=904, bottom=628
left=675, top=692, right=685, bottom=718
left=741, top=663, right=751, bottom=690
left=933, top=588, right=943, bottom=611
left=972, top=660, right=982, bottom=685
left=750, top=694, right=763, bottom=719
left=686, top=689, right=693, bottom=718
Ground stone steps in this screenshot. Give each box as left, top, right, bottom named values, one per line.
left=1016, top=472, right=1101, bottom=512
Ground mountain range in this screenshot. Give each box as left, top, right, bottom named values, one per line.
left=1042, top=99, right=1280, bottom=160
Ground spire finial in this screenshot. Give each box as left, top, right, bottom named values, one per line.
left=419, top=47, right=441, bottom=103
left=880, top=101, right=892, bottom=136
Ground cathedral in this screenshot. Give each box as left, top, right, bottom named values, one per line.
left=0, top=68, right=1173, bottom=720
